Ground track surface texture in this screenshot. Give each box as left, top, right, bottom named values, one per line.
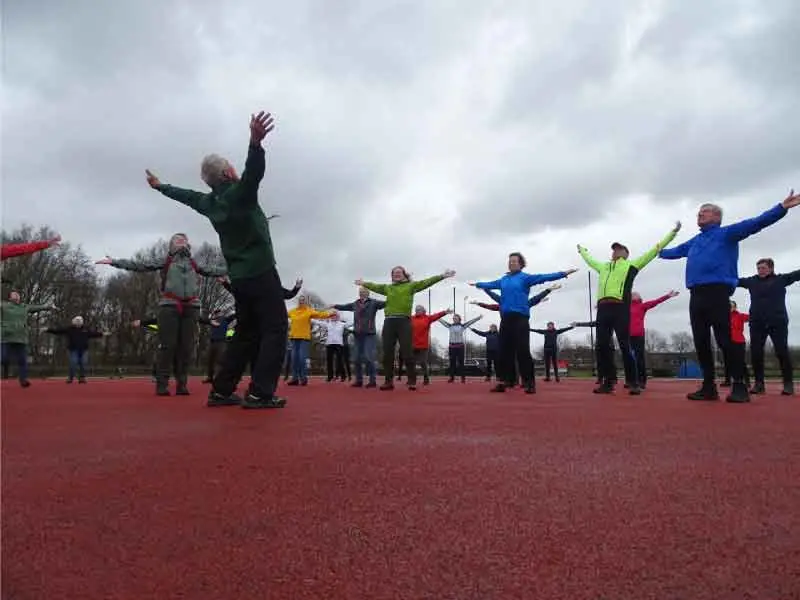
left=2, top=377, right=799, bottom=600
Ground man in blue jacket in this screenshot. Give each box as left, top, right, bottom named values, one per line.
left=738, top=258, right=799, bottom=396
left=659, top=190, right=800, bottom=403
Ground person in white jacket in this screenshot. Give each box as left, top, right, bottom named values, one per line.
left=317, top=313, right=348, bottom=382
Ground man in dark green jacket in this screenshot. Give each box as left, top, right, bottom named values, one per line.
left=578, top=221, right=680, bottom=395
left=97, top=233, right=226, bottom=396
left=1, top=290, right=56, bottom=387
left=144, top=111, right=287, bottom=409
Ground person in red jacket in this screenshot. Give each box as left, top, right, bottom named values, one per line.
left=1, top=236, right=60, bottom=261
left=411, top=305, right=452, bottom=385
left=629, top=289, right=679, bottom=389
left=724, top=301, right=751, bottom=387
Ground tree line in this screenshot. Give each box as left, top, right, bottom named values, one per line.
left=1, top=223, right=795, bottom=377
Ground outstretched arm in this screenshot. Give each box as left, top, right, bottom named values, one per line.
left=571, top=321, right=596, bottom=327
left=555, top=326, right=574, bottom=335
left=474, top=302, right=500, bottom=312
left=530, top=328, right=547, bottom=334
left=632, top=222, right=681, bottom=269
left=283, top=279, right=302, bottom=300
left=659, top=238, right=694, bottom=260
left=411, top=270, right=455, bottom=293
left=96, top=256, right=164, bottom=272
left=196, top=264, right=228, bottom=278
left=45, top=326, right=68, bottom=335
left=780, top=269, right=800, bottom=287
left=529, top=288, right=552, bottom=307
left=737, top=276, right=754, bottom=289
left=1, top=237, right=59, bottom=261
left=356, top=280, right=389, bottom=296
left=642, top=290, right=679, bottom=311
left=524, top=269, right=576, bottom=287
left=482, top=288, right=502, bottom=303
left=239, top=111, right=273, bottom=197
left=723, top=187, right=800, bottom=242
left=471, top=328, right=488, bottom=338
left=332, top=302, right=355, bottom=312
left=462, top=316, right=482, bottom=328
left=577, top=245, right=603, bottom=271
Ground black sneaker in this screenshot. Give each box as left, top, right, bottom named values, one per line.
left=365, top=381, right=377, bottom=388
left=20, top=380, right=31, bottom=388
left=749, top=382, right=765, bottom=394
left=781, top=382, right=795, bottom=396
left=207, top=391, right=242, bottom=407
left=490, top=384, right=506, bottom=393
left=241, top=394, right=286, bottom=409
left=726, top=382, right=750, bottom=403
left=351, top=381, right=363, bottom=388
left=628, top=384, right=642, bottom=396
left=687, top=384, right=719, bottom=401
left=379, top=382, right=394, bottom=391
left=155, top=385, right=170, bottom=396
left=175, top=386, right=190, bottom=396
left=287, top=379, right=299, bottom=386
left=593, top=383, right=613, bottom=394
left=78, top=377, right=87, bottom=384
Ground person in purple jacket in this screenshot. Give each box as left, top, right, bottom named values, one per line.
left=469, top=253, right=577, bottom=394
left=659, top=190, right=800, bottom=403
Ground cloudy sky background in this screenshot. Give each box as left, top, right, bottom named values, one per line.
left=4, top=0, right=800, bottom=351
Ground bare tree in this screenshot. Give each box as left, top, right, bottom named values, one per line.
left=645, top=330, right=669, bottom=352
left=670, top=331, right=694, bottom=354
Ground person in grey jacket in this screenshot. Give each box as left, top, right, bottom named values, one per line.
left=438, top=314, right=482, bottom=383
left=331, top=287, right=386, bottom=388
left=96, top=233, right=227, bottom=396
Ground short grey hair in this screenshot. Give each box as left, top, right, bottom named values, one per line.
left=200, top=154, right=231, bottom=187
left=699, top=203, right=723, bottom=219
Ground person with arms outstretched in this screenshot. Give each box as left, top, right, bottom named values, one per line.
left=410, top=306, right=451, bottom=385
left=724, top=300, right=751, bottom=387
left=529, top=322, right=574, bottom=382
left=578, top=221, right=680, bottom=395
left=1, top=291, right=56, bottom=387
left=628, top=290, right=679, bottom=389
left=146, top=111, right=289, bottom=409
left=438, top=314, right=482, bottom=383
left=331, top=287, right=386, bottom=388
left=470, top=253, right=577, bottom=394
left=737, top=258, right=798, bottom=396
left=45, top=316, right=109, bottom=383
left=659, top=190, right=799, bottom=403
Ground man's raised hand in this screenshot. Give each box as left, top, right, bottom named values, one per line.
left=250, top=111, right=275, bottom=145
left=782, top=188, right=800, bottom=209
left=145, top=169, right=161, bottom=189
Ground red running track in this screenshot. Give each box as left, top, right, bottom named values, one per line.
left=2, top=377, right=799, bottom=599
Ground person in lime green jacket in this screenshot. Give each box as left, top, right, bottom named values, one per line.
left=577, top=221, right=681, bottom=395
left=356, top=266, right=455, bottom=391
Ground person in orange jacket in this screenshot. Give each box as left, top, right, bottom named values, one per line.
left=287, top=296, right=335, bottom=386
left=723, top=300, right=750, bottom=387
left=411, top=305, right=452, bottom=385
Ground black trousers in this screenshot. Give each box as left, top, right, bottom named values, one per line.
left=214, top=269, right=289, bottom=398
left=342, top=345, right=351, bottom=378
left=383, top=317, right=415, bottom=385
left=283, top=345, right=292, bottom=378
left=596, top=302, right=636, bottom=385
left=206, top=340, right=225, bottom=379
left=725, top=342, right=750, bottom=385
left=689, top=284, right=740, bottom=385
left=630, top=336, right=646, bottom=385
left=412, top=348, right=430, bottom=381
left=326, top=344, right=345, bottom=380
left=157, top=304, right=199, bottom=387
left=486, top=349, right=498, bottom=378
left=499, top=312, right=534, bottom=387
left=448, top=345, right=465, bottom=379
left=749, top=320, right=793, bottom=384
left=543, top=348, right=559, bottom=380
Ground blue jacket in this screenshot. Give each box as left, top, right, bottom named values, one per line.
left=659, top=204, right=787, bottom=290
left=471, top=328, right=499, bottom=352
left=475, top=271, right=567, bottom=316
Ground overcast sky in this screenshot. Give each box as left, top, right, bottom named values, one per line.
left=3, top=0, right=799, bottom=352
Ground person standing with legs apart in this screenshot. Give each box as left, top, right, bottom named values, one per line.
left=439, top=314, right=482, bottom=383
left=470, top=324, right=500, bottom=381
left=470, top=254, right=577, bottom=394
left=738, top=258, right=798, bottom=396
left=578, top=222, right=680, bottom=395
left=287, top=296, right=335, bottom=386
left=530, top=322, right=574, bottom=382
left=628, top=290, right=679, bottom=389
left=723, top=301, right=750, bottom=387
left=0, top=291, right=56, bottom=388
left=659, top=190, right=800, bottom=402
left=410, top=306, right=452, bottom=385
left=146, top=111, right=291, bottom=408
left=331, top=287, right=385, bottom=388
left=319, top=313, right=347, bottom=382
left=96, top=234, right=226, bottom=396
left=357, top=267, right=455, bottom=391
left=45, top=316, right=109, bottom=383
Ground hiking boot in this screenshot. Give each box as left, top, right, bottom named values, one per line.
left=207, top=391, right=242, bottom=407
left=241, top=393, right=286, bottom=409
left=726, top=382, right=750, bottom=403
left=687, top=383, right=719, bottom=401
left=781, top=382, right=795, bottom=396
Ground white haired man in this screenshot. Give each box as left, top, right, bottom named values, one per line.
left=45, top=316, right=109, bottom=383
left=144, top=111, right=287, bottom=409
left=659, top=190, right=800, bottom=403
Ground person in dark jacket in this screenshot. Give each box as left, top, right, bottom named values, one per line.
left=659, top=191, right=800, bottom=403
left=471, top=324, right=500, bottom=381
left=1, top=290, right=56, bottom=387
left=201, top=309, right=236, bottom=383
left=97, top=233, right=226, bottom=396
left=530, top=322, right=574, bottom=382
left=738, top=257, right=799, bottom=396
left=45, top=316, right=108, bottom=383
left=330, top=287, right=386, bottom=388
